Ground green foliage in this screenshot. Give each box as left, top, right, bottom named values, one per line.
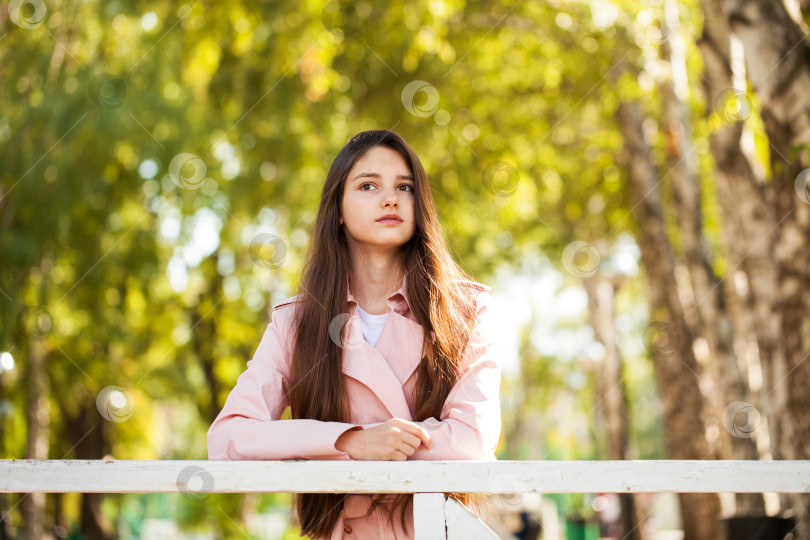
left=0, top=0, right=766, bottom=535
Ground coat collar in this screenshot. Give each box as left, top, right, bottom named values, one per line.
left=344, top=272, right=412, bottom=317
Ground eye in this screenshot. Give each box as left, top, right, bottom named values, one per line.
left=359, top=182, right=374, bottom=190
left=399, top=184, right=414, bottom=192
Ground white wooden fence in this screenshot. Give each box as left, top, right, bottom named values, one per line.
left=2, top=460, right=809, bottom=538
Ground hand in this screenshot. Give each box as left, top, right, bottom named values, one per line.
left=335, top=418, right=433, bottom=460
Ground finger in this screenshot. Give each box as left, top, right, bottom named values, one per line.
left=395, top=444, right=414, bottom=458
left=400, top=432, right=422, bottom=450
left=404, top=422, right=433, bottom=449
left=421, top=426, right=433, bottom=449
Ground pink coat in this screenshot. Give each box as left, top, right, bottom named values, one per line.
left=206, top=274, right=502, bottom=539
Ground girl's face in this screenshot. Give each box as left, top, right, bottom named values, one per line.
left=340, top=145, right=417, bottom=253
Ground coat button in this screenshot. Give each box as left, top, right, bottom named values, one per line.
left=344, top=524, right=353, bottom=534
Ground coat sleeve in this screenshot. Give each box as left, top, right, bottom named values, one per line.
left=409, top=289, right=502, bottom=461
left=206, top=307, right=364, bottom=461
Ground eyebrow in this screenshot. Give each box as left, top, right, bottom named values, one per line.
left=351, top=172, right=414, bottom=183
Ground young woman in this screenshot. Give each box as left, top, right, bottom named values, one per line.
left=207, top=129, right=502, bottom=539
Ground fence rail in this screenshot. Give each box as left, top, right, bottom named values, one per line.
left=3, top=460, right=808, bottom=538
left=2, top=459, right=809, bottom=493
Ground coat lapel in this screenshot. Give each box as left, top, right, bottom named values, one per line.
left=340, top=310, right=419, bottom=420
left=341, top=273, right=437, bottom=420
left=374, top=310, right=425, bottom=386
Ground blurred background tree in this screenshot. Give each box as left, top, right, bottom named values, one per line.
left=2, top=0, right=809, bottom=539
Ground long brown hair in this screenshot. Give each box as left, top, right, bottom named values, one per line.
left=287, top=129, right=492, bottom=538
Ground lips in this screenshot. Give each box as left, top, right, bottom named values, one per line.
left=376, top=214, right=403, bottom=223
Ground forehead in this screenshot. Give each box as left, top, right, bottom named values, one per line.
left=349, top=146, right=411, bottom=175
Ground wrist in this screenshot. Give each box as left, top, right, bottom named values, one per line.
left=335, top=426, right=362, bottom=452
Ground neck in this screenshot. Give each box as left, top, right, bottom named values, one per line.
left=347, top=247, right=404, bottom=315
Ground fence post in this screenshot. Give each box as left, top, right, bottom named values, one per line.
left=414, top=493, right=446, bottom=539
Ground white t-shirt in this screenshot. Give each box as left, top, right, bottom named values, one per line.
left=355, top=305, right=391, bottom=347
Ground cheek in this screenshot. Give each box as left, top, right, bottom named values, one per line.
left=342, top=194, right=372, bottom=224
left=341, top=192, right=359, bottom=214
left=405, top=198, right=416, bottom=220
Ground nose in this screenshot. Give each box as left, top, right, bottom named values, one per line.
left=382, top=187, right=398, bottom=208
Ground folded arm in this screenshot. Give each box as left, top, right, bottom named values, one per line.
left=409, top=290, right=503, bottom=461
left=206, top=315, right=364, bottom=461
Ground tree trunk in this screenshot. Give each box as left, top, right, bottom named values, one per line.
left=583, top=271, right=643, bottom=540
left=196, top=252, right=225, bottom=425
left=23, top=302, right=52, bottom=539
left=0, top=370, right=12, bottom=540
left=725, top=0, right=810, bottom=534
left=62, top=406, right=113, bottom=540
left=800, top=0, right=810, bottom=18
left=698, top=0, right=785, bottom=508
left=659, top=0, right=765, bottom=515
left=1, top=266, right=28, bottom=540
left=616, top=97, right=721, bottom=540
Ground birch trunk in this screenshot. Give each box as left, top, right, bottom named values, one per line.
left=616, top=97, right=721, bottom=540
left=658, top=0, right=765, bottom=515
left=725, top=0, right=810, bottom=534
left=698, top=0, right=784, bottom=485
